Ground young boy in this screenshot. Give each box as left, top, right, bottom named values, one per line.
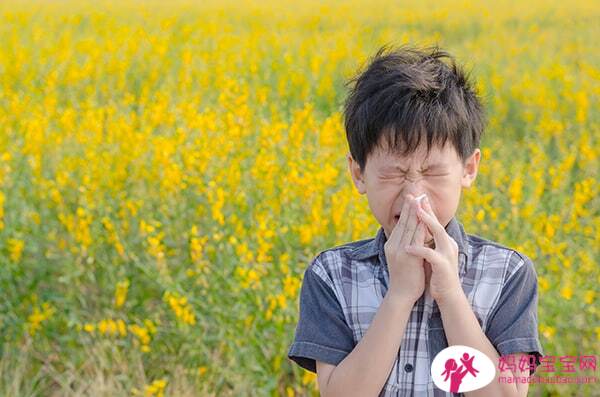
left=287, top=45, right=544, bottom=396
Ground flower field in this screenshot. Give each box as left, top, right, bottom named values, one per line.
left=0, top=0, right=598, bottom=396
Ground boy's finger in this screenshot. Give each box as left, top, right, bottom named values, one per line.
left=391, top=193, right=413, bottom=245
left=418, top=198, right=435, bottom=246
left=405, top=244, right=443, bottom=266
left=401, top=198, right=419, bottom=247
left=412, top=220, right=425, bottom=246
left=416, top=197, right=448, bottom=250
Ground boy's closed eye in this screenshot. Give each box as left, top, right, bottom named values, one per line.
left=380, top=172, right=449, bottom=179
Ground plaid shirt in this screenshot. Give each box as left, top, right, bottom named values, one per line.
left=288, top=216, right=544, bottom=396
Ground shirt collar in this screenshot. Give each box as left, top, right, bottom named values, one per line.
left=350, top=216, right=470, bottom=272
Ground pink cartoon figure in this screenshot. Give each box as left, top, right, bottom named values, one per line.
left=440, top=352, right=480, bottom=392
left=440, top=358, right=458, bottom=382
left=460, top=352, right=480, bottom=377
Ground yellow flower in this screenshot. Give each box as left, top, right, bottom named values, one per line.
left=114, top=279, right=130, bottom=308
left=27, top=302, right=55, bottom=336
left=98, top=319, right=107, bottom=335
left=302, top=370, right=317, bottom=385
left=144, top=319, right=157, bottom=334
left=540, top=324, right=556, bottom=339
left=164, top=291, right=196, bottom=325
left=283, top=275, right=301, bottom=298
left=128, top=323, right=152, bottom=352
left=560, top=285, right=573, bottom=300
left=144, top=378, right=167, bottom=397
left=8, top=238, right=25, bottom=262
left=117, top=319, right=127, bottom=337
left=475, top=209, right=485, bottom=222
left=508, top=176, right=523, bottom=205
left=584, top=290, right=595, bottom=304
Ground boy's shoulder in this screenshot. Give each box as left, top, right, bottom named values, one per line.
left=305, top=234, right=380, bottom=284
left=323, top=237, right=375, bottom=258
left=317, top=229, right=387, bottom=262
left=465, top=232, right=538, bottom=282
left=466, top=232, right=534, bottom=262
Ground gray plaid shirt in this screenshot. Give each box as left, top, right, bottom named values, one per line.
left=288, top=216, right=544, bottom=396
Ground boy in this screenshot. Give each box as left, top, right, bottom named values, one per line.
left=287, top=45, right=544, bottom=396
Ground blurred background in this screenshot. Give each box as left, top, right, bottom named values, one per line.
left=0, top=0, right=598, bottom=396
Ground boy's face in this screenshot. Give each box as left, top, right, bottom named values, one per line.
left=347, top=138, right=480, bottom=246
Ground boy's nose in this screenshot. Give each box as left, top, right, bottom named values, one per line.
left=404, top=176, right=425, bottom=192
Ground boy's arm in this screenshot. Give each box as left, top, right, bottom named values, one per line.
left=319, top=293, right=415, bottom=397
left=437, top=289, right=525, bottom=397
left=437, top=254, right=543, bottom=397
left=288, top=257, right=418, bottom=397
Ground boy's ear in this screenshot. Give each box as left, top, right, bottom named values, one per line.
left=461, top=148, right=481, bottom=188
left=347, top=152, right=367, bottom=194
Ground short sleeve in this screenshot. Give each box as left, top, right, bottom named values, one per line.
left=287, top=258, right=355, bottom=373
left=485, top=254, right=544, bottom=376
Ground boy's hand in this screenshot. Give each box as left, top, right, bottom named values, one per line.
left=404, top=195, right=462, bottom=306
left=383, top=193, right=427, bottom=304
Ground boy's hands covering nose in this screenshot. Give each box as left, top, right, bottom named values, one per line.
left=404, top=195, right=462, bottom=306
left=383, top=194, right=428, bottom=304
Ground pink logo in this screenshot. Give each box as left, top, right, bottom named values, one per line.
left=432, top=345, right=495, bottom=393
left=440, top=353, right=480, bottom=392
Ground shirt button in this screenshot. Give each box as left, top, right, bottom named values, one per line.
left=404, top=363, right=413, bottom=372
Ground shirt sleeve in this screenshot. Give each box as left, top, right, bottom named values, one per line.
left=287, top=256, right=355, bottom=373
left=485, top=253, right=545, bottom=376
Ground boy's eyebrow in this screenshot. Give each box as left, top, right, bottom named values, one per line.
left=380, top=162, right=447, bottom=172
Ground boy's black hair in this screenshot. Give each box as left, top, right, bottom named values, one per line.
left=343, top=43, right=486, bottom=174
